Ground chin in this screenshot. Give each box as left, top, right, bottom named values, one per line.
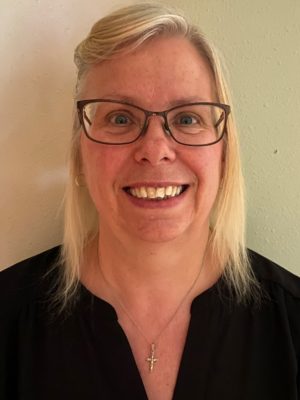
left=128, top=220, right=192, bottom=243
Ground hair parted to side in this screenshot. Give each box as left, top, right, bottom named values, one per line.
left=56, top=2, right=259, bottom=311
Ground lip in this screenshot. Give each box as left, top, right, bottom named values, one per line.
left=122, top=183, right=190, bottom=209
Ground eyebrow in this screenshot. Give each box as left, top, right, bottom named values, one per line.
left=90, top=94, right=211, bottom=109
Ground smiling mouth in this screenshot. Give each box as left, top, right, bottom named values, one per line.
left=123, top=185, right=189, bottom=200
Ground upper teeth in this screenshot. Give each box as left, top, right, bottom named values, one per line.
left=129, top=185, right=183, bottom=200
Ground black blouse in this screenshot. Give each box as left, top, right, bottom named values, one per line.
left=1, top=247, right=300, bottom=399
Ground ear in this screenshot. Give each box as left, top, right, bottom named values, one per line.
left=75, top=173, right=86, bottom=187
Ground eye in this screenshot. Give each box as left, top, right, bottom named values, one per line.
left=176, top=114, right=198, bottom=125
left=110, top=113, right=131, bottom=125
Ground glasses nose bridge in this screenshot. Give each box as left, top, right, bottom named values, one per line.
left=143, top=110, right=170, bottom=137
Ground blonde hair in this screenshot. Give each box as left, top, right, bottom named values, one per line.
left=57, top=3, right=259, bottom=310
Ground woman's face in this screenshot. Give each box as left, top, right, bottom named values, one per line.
left=80, top=36, right=224, bottom=244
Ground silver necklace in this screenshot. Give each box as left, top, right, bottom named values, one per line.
left=98, top=248, right=207, bottom=372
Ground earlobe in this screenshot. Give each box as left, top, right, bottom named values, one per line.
left=75, top=173, right=86, bottom=187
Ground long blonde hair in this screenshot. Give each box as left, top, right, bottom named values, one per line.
left=57, top=3, right=259, bottom=310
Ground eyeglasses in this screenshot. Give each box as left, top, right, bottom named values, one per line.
left=77, top=99, right=231, bottom=146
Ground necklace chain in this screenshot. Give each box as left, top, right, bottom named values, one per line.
left=98, top=246, right=207, bottom=372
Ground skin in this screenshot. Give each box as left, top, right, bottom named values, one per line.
left=80, top=35, right=224, bottom=400
left=80, top=36, right=223, bottom=247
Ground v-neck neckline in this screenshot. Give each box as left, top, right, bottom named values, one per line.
left=79, top=280, right=221, bottom=399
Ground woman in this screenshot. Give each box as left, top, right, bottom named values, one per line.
left=1, top=3, right=299, bottom=400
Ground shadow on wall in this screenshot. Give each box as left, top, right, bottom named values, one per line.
left=0, top=28, right=75, bottom=268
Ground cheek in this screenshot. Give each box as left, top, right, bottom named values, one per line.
left=80, top=136, right=126, bottom=194
left=80, top=137, right=103, bottom=197
left=189, top=145, right=223, bottom=182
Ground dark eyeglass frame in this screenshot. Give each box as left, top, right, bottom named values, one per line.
left=77, top=99, right=231, bottom=146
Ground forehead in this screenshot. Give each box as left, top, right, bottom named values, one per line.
left=81, top=36, right=216, bottom=108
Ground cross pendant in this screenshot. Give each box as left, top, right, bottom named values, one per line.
left=146, top=343, right=158, bottom=372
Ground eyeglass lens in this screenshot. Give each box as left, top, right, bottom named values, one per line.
left=81, top=101, right=226, bottom=145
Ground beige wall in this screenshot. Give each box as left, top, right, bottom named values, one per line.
left=1, top=0, right=299, bottom=275
left=165, top=0, right=300, bottom=275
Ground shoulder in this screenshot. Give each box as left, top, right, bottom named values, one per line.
left=0, top=246, right=61, bottom=317
left=248, top=250, right=300, bottom=355
left=248, top=249, right=300, bottom=299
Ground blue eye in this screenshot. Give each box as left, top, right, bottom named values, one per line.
left=179, top=115, right=194, bottom=125
left=176, top=114, right=199, bottom=126
left=112, top=114, right=130, bottom=125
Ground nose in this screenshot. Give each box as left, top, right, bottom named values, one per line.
left=133, top=115, right=176, bottom=165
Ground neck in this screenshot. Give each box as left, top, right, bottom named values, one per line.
left=83, top=221, right=218, bottom=307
